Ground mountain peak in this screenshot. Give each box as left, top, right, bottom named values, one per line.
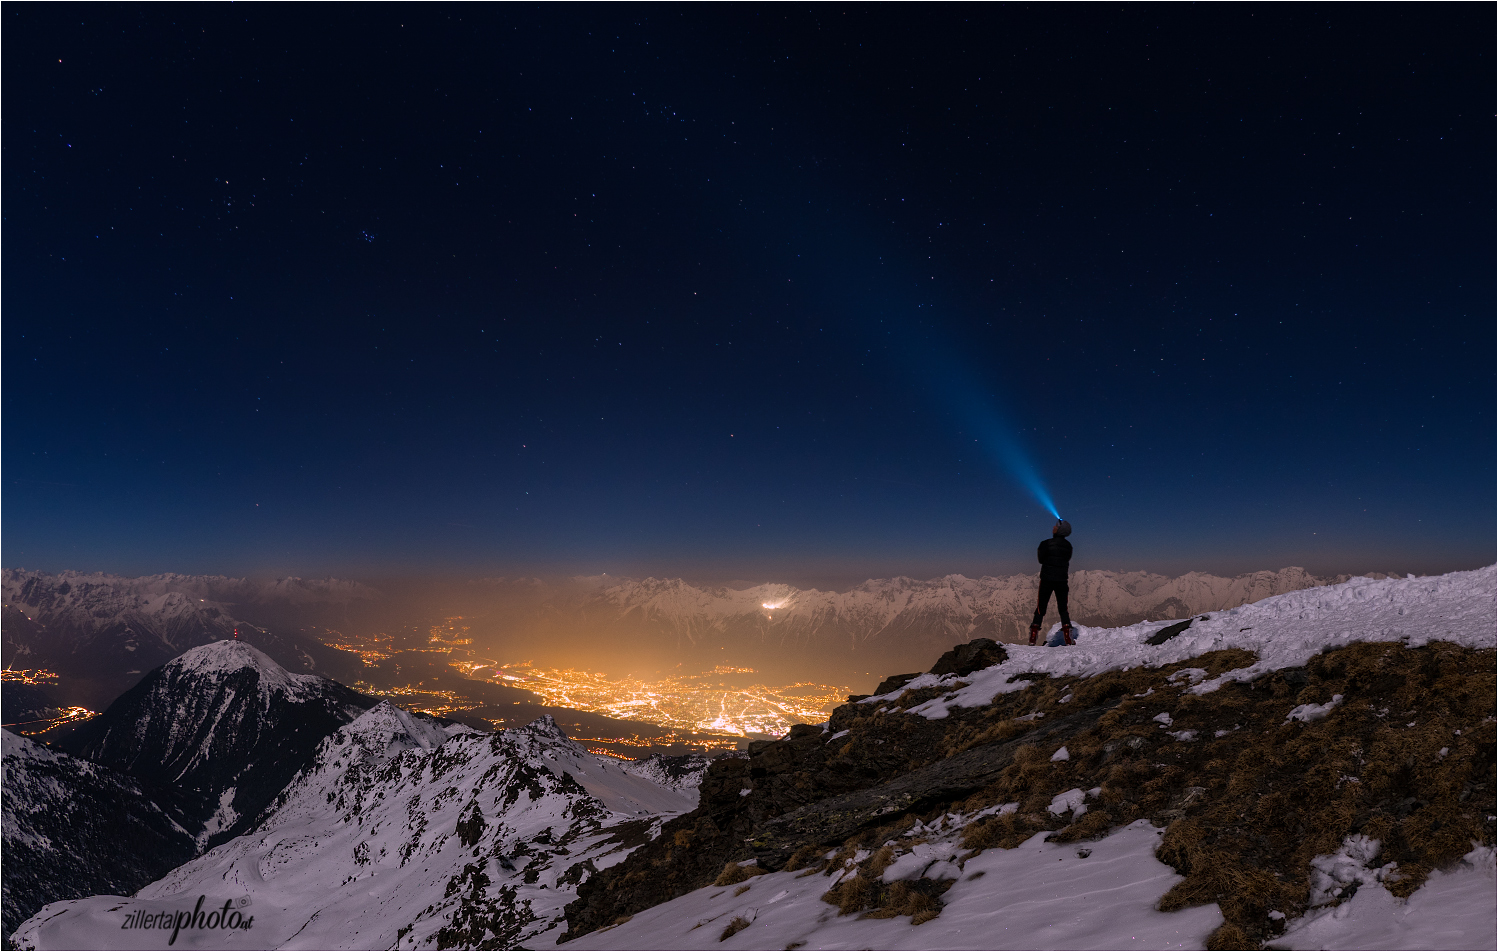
left=166, top=639, right=317, bottom=700
left=523, top=713, right=571, bottom=742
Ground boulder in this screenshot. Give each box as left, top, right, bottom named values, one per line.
left=873, top=673, right=921, bottom=696
left=929, top=638, right=1007, bottom=677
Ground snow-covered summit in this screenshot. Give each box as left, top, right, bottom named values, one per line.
left=166, top=640, right=321, bottom=702
left=333, top=700, right=456, bottom=761
left=65, top=641, right=378, bottom=849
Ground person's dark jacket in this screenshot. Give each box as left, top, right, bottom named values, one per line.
left=1037, top=537, right=1073, bottom=582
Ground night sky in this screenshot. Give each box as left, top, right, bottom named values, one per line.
left=6, top=6, right=1493, bottom=583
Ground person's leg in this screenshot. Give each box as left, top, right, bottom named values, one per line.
left=1032, top=581, right=1056, bottom=627
left=1029, top=581, right=1055, bottom=645
left=1057, top=582, right=1074, bottom=644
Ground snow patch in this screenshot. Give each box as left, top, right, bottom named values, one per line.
left=1286, top=694, right=1344, bottom=724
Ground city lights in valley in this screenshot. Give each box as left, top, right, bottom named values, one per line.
left=480, top=663, right=848, bottom=738
left=0, top=668, right=99, bottom=735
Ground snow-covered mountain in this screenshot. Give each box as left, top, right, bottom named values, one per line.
left=1, top=730, right=198, bottom=940
left=55, top=641, right=377, bottom=847
left=1, top=569, right=373, bottom=708
left=13, top=707, right=700, bottom=950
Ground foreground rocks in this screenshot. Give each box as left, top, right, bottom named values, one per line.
left=562, top=638, right=1496, bottom=948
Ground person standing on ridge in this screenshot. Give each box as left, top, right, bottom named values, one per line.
left=1029, top=520, right=1074, bottom=646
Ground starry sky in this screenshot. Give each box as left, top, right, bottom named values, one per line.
left=5, top=6, right=1493, bottom=584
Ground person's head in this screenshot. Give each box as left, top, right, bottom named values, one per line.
left=1053, top=519, right=1072, bottom=537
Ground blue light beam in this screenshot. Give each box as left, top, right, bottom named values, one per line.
left=910, top=325, right=1062, bottom=521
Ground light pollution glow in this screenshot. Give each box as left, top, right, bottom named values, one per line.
left=484, top=662, right=847, bottom=737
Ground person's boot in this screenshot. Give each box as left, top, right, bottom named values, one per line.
left=1061, top=625, right=1075, bottom=646
left=1028, top=623, right=1040, bottom=646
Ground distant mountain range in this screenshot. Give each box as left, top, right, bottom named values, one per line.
left=1, top=569, right=373, bottom=708
left=3, top=565, right=1397, bottom=703
left=477, top=566, right=1385, bottom=678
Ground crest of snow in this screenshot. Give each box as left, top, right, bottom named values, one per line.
left=1287, top=695, right=1344, bottom=724
left=165, top=640, right=322, bottom=702
left=1049, top=746, right=1070, bottom=762
left=1168, top=668, right=1208, bottom=685
left=880, top=842, right=963, bottom=883
left=1168, top=730, right=1199, bottom=742
left=336, top=700, right=457, bottom=760
left=1153, top=712, right=1174, bottom=726
left=889, top=567, right=1495, bottom=721
left=1276, top=844, right=1496, bottom=950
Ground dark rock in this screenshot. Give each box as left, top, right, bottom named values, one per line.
left=873, top=673, right=921, bottom=696
left=747, top=701, right=1119, bottom=865
left=1006, top=671, right=1051, bottom=684
left=929, top=638, right=1007, bottom=677
left=846, top=694, right=871, bottom=703
left=1146, top=619, right=1193, bottom=645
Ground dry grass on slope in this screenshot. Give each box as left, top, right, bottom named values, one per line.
left=803, top=641, right=1494, bottom=948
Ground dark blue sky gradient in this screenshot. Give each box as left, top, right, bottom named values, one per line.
left=5, top=6, right=1493, bottom=583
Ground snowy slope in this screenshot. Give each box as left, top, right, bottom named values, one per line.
left=1, top=730, right=198, bottom=940
left=565, top=820, right=1225, bottom=951
left=562, top=826, right=1495, bottom=951
left=11, top=709, right=700, bottom=950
